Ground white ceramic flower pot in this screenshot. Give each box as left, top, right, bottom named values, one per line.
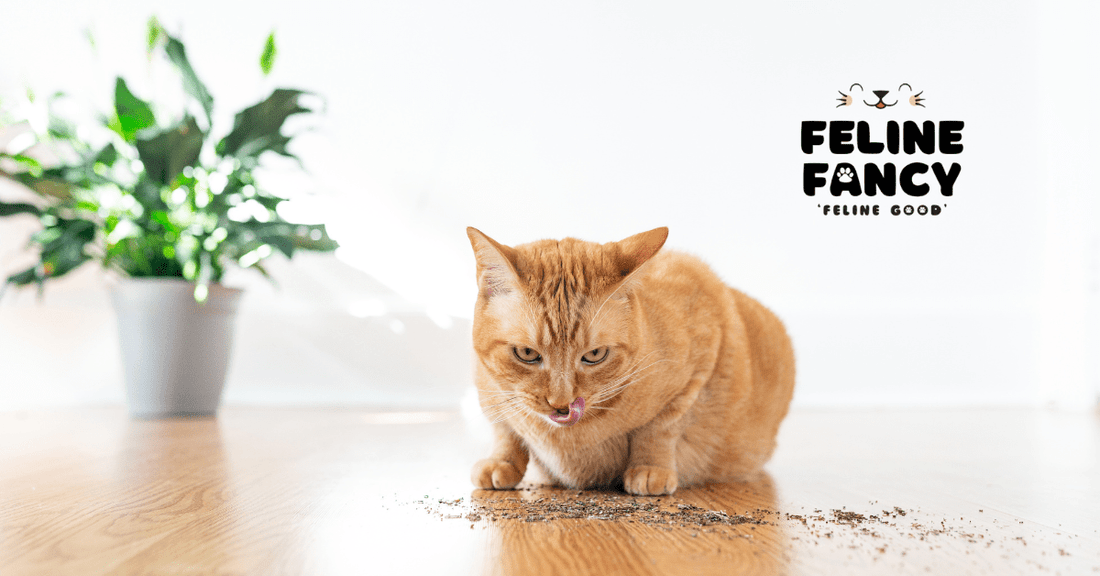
left=110, top=278, right=243, bottom=418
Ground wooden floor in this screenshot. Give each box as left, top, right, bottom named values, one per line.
left=1, top=406, right=1097, bottom=575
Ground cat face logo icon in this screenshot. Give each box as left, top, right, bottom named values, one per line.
left=836, top=83, right=925, bottom=109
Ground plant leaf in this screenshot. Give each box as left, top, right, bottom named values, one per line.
left=0, top=201, right=42, bottom=217
left=251, top=260, right=273, bottom=280
left=84, top=27, right=97, bottom=51
left=233, top=220, right=338, bottom=261
left=46, top=94, right=80, bottom=142
left=0, top=152, right=43, bottom=177
left=135, top=117, right=205, bottom=186
left=217, top=89, right=312, bottom=161
left=38, top=217, right=96, bottom=253
left=19, top=217, right=98, bottom=286
left=260, top=32, right=277, bottom=76
left=149, top=210, right=180, bottom=234
left=162, top=32, right=214, bottom=127
left=4, top=265, right=39, bottom=287
left=93, top=143, right=119, bottom=167
left=251, top=220, right=338, bottom=253
left=113, top=77, right=156, bottom=142
left=17, top=177, right=75, bottom=201
left=290, top=224, right=338, bottom=252
left=146, top=16, right=163, bottom=56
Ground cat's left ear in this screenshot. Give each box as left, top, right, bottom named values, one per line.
left=610, top=226, right=668, bottom=281
left=467, top=227, right=522, bottom=298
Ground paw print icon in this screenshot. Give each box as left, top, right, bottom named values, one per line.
left=835, top=166, right=854, bottom=183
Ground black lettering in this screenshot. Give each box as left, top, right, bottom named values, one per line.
left=903, top=120, right=936, bottom=154
left=829, top=121, right=855, bottom=154
left=900, top=163, right=930, bottom=196
left=829, top=163, right=862, bottom=196
left=856, top=121, right=884, bottom=154
left=801, top=121, right=826, bottom=154
left=803, top=163, right=829, bottom=196
left=939, top=121, right=964, bottom=154
left=864, top=163, right=896, bottom=197
left=931, top=162, right=961, bottom=196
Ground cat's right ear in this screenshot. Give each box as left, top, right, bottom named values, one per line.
left=467, top=227, right=521, bottom=298
left=606, top=227, right=669, bottom=297
left=613, top=227, right=669, bottom=278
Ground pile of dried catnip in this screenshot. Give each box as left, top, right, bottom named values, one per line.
left=419, top=490, right=770, bottom=533
left=400, top=492, right=1093, bottom=572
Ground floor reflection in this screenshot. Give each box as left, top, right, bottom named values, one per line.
left=110, top=418, right=239, bottom=569
left=473, top=474, right=789, bottom=576
left=117, top=417, right=229, bottom=487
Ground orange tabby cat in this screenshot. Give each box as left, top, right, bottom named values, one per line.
left=467, top=226, right=795, bottom=496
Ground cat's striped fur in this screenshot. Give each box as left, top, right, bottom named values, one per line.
left=468, top=227, right=795, bottom=495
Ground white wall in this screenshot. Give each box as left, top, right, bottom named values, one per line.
left=1, top=0, right=1096, bottom=409
left=1035, top=1, right=1100, bottom=409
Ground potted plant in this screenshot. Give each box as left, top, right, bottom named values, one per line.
left=0, top=19, right=338, bottom=417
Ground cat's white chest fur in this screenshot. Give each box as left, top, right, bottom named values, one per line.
left=524, top=431, right=630, bottom=489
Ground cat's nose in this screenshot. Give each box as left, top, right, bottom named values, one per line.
left=873, top=90, right=889, bottom=100
left=547, top=397, right=573, bottom=413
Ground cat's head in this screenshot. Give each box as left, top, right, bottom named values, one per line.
left=467, top=227, right=668, bottom=429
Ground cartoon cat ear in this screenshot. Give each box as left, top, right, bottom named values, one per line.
left=467, top=227, right=521, bottom=298
left=611, top=227, right=668, bottom=279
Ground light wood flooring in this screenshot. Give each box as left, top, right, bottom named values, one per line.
left=1, top=406, right=1097, bottom=575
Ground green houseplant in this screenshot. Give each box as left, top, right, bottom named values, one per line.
left=0, top=20, right=338, bottom=417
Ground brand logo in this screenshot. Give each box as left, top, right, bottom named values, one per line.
left=802, top=83, right=963, bottom=216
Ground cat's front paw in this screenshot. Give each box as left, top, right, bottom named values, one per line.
left=624, top=465, right=678, bottom=496
left=471, top=458, right=524, bottom=489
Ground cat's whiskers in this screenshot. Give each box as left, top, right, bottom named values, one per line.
left=484, top=405, right=521, bottom=422
left=591, top=357, right=675, bottom=405
left=490, top=411, right=524, bottom=425
left=482, top=396, right=526, bottom=423
left=479, top=390, right=523, bottom=401
left=488, top=400, right=528, bottom=424
left=594, top=362, right=671, bottom=402
left=481, top=399, right=519, bottom=411
left=586, top=275, right=634, bottom=333
left=588, top=351, right=658, bottom=400
left=589, top=402, right=616, bottom=415
left=482, top=395, right=523, bottom=409
left=511, top=405, right=558, bottom=437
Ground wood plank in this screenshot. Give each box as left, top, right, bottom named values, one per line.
left=0, top=407, right=1096, bottom=575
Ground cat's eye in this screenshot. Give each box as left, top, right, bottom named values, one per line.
left=581, top=347, right=609, bottom=365
left=513, top=346, right=542, bottom=364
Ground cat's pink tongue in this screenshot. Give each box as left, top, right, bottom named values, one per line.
left=549, top=397, right=585, bottom=426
